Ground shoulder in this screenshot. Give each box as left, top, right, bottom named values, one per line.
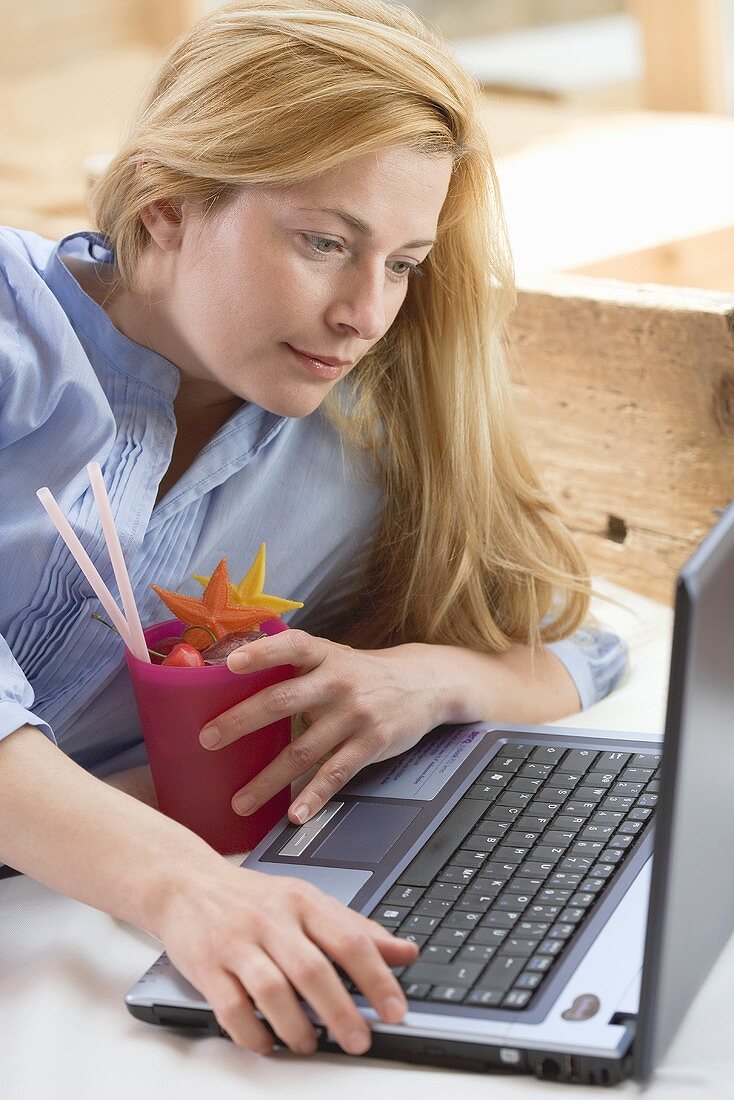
left=0, top=227, right=102, bottom=446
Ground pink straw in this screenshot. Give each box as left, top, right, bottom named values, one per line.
left=86, top=462, right=149, bottom=663
left=36, top=486, right=138, bottom=654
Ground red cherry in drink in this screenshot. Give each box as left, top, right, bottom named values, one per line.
left=161, top=643, right=206, bottom=668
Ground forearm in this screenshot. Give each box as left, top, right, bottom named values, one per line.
left=0, top=725, right=219, bottom=937
left=428, top=641, right=582, bottom=726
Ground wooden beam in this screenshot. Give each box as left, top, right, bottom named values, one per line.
left=509, top=274, right=734, bottom=604
left=630, top=0, right=726, bottom=112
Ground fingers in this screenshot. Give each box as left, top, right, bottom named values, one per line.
left=198, top=965, right=275, bottom=1056
left=284, top=739, right=382, bottom=823
left=234, top=949, right=320, bottom=1055
left=232, top=717, right=370, bottom=821
left=201, top=668, right=330, bottom=751
left=227, top=628, right=331, bottom=675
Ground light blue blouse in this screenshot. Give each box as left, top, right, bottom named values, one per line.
left=0, top=227, right=629, bottom=789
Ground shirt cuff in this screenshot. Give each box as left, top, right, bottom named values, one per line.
left=0, top=701, right=56, bottom=746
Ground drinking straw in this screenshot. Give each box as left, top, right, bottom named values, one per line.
left=86, top=462, right=150, bottom=663
left=36, top=486, right=139, bottom=658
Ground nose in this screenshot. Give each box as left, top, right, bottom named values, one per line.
left=324, top=260, right=390, bottom=342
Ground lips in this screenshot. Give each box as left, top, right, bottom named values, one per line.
left=288, top=345, right=353, bottom=367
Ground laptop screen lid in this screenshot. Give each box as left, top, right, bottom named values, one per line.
left=633, top=501, right=734, bottom=1080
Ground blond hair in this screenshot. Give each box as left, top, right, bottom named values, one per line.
left=90, top=0, right=599, bottom=655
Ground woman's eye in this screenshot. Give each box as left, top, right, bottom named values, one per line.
left=300, top=234, right=424, bottom=281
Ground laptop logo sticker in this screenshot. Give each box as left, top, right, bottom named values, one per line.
left=562, top=994, right=601, bottom=1021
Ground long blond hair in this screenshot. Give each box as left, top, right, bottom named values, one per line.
left=90, top=0, right=597, bottom=654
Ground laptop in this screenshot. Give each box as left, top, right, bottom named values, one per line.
left=126, top=499, right=734, bottom=1086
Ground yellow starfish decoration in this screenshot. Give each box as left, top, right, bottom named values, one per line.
left=193, top=543, right=303, bottom=614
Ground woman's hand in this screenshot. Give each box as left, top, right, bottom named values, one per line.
left=157, top=859, right=419, bottom=1056
left=199, top=630, right=455, bottom=824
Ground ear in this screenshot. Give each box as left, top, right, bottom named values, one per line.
left=139, top=197, right=186, bottom=252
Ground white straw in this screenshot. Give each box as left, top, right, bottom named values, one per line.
left=86, top=462, right=150, bottom=663
left=36, top=486, right=137, bottom=656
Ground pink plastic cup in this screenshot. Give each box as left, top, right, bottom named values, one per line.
left=125, top=617, right=294, bottom=855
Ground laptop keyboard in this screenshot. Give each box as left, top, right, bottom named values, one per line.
left=356, top=741, right=660, bottom=1010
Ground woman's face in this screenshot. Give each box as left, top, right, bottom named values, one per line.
left=126, top=145, right=453, bottom=418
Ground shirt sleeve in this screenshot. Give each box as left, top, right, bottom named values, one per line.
left=545, top=625, right=630, bottom=711
left=0, top=634, right=56, bottom=745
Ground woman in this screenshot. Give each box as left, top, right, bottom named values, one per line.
left=0, top=0, right=628, bottom=1060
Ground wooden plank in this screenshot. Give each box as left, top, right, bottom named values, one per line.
left=569, top=224, right=734, bottom=293
left=509, top=275, right=734, bottom=604
left=630, top=0, right=726, bottom=112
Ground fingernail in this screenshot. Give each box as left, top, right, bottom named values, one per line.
left=384, top=996, right=406, bottom=1021
left=233, top=794, right=255, bottom=815
left=292, top=803, right=309, bottom=823
left=228, top=649, right=249, bottom=670
left=199, top=726, right=221, bottom=748
left=346, top=1029, right=370, bottom=1054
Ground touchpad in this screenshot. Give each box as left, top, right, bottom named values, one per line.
left=311, top=801, right=421, bottom=864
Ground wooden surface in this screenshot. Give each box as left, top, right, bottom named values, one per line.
left=509, top=274, right=734, bottom=604
left=630, top=0, right=726, bottom=113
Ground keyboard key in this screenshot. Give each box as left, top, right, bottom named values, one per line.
left=579, top=877, right=606, bottom=893
left=463, top=833, right=502, bottom=854
left=468, top=926, right=509, bottom=947
left=560, top=856, right=594, bottom=873
left=525, top=954, right=553, bottom=972
left=591, top=810, right=625, bottom=826
left=554, top=816, right=588, bottom=831
left=629, top=807, right=653, bottom=821
left=444, top=911, right=484, bottom=929
left=558, top=907, right=585, bottom=923
left=505, top=830, right=541, bottom=848
left=401, top=982, right=431, bottom=999
left=574, top=787, right=606, bottom=803
left=564, top=749, right=599, bottom=771
left=403, top=961, right=484, bottom=987
left=516, top=921, right=549, bottom=938
left=569, top=892, right=596, bottom=908
left=548, top=871, right=583, bottom=890
left=612, top=782, right=644, bottom=797
left=619, top=820, right=644, bottom=835
left=637, top=794, right=658, bottom=808
left=582, top=824, right=614, bottom=841
left=477, top=956, right=526, bottom=991
left=519, top=762, right=554, bottom=780
left=563, top=802, right=596, bottom=818
left=485, top=756, right=523, bottom=774
left=548, top=922, right=576, bottom=939
left=438, top=865, right=478, bottom=883
left=510, top=778, right=545, bottom=795
left=395, top=932, right=429, bottom=948
left=371, top=905, right=411, bottom=926
left=501, top=742, right=536, bottom=760
left=456, top=944, right=499, bottom=964
left=515, top=971, right=543, bottom=989
left=454, top=894, right=494, bottom=913
left=426, top=882, right=465, bottom=902
left=494, top=846, right=529, bottom=864
left=508, top=877, right=546, bottom=893
left=544, top=831, right=576, bottom=848
left=497, top=938, right=536, bottom=958
left=537, top=888, right=572, bottom=904
left=422, top=945, right=458, bottom=963
left=571, top=840, right=604, bottom=856
left=602, top=796, right=635, bottom=811
left=498, top=791, right=535, bottom=810
left=528, top=904, right=561, bottom=920
left=494, top=894, right=532, bottom=912
left=402, top=915, right=441, bottom=935
left=530, top=746, right=566, bottom=764
left=428, top=986, right=466, bottom=1003
left=631, top=753, right=661, bottom=767
left=415, top=898, right=453, bottom=917
left=481, top=911, right=520, bottom=929
left=608, top=834, right=634, bottom=850
left=431, top=927, right=471, bottom=946
left=551, top=772, right=582, bottom=788
left=596, top=751, right=630, bottom=771
left=453, top=850, right=489, bottom=870
left=537, top=938, right=564, bottom=956
left=584, top=772, right=615, bottom=788
left=383, top=884, right=425, bottom=906
left=621, top=767, right=655, bottom=782
left=503, top=989, right=532, bottom=1008
left=465, top=989, right=503, bottom=1006
left=521, top=862, right=556, bottom=877
left=597, top=849, right=624, bottom=864
left=533, top=847, right=565, bottom=864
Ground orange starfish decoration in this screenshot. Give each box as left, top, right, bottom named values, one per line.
left=151, top=558, right=273, bottom=649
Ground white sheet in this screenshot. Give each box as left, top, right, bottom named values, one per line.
left=2, top=580, right=733, bottom=1100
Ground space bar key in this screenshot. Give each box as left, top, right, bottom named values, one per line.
left=397, top=798, right=488, bottom=887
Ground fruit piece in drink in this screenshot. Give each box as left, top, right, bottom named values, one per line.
left=201, top=629, right=267, bottom=665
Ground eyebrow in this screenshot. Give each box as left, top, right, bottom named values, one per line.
left=296, top=206, right=436, bottom=248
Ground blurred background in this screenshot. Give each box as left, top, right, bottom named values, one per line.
left=1, top=0, right=734, bottom=293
